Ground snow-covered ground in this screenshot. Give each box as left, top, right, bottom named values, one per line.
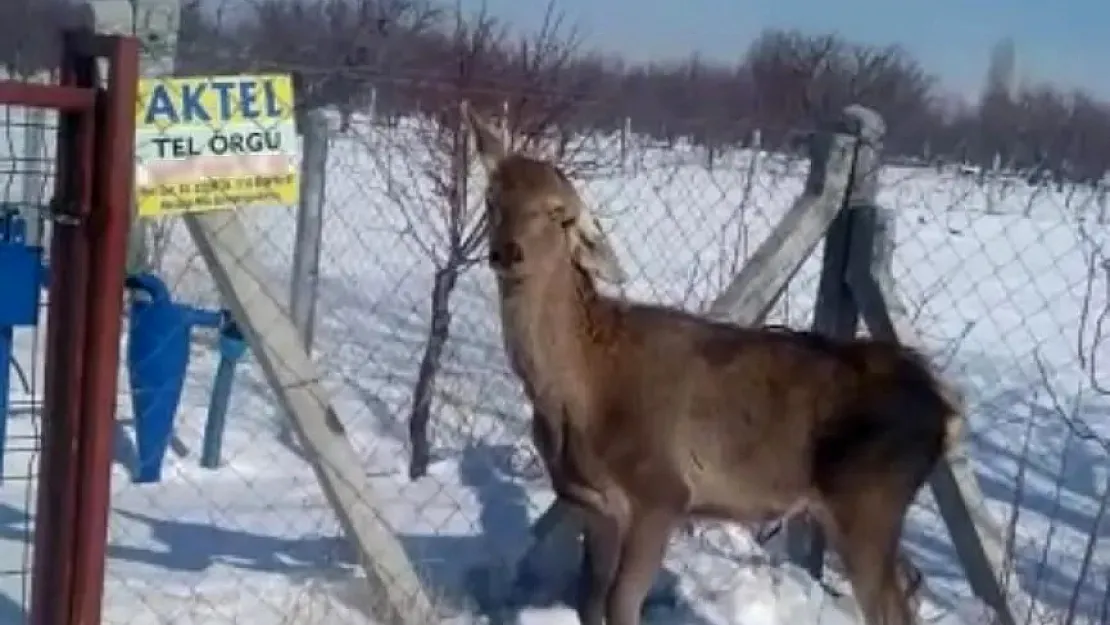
left=2, top=114, right=1109, bottom=624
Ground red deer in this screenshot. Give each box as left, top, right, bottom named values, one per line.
left=464, top=103, right=963, bottom=625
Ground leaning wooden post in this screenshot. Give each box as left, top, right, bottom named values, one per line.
left=184, top=212, right=440, bottom=624
left=841, top=104, right=1020, bottom=625
left=783, top=107, right=884, bottom=576
left=92, top=0, right=438, bottom=621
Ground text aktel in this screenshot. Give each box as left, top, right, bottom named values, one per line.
left=144, top=79, right=285, bottom=124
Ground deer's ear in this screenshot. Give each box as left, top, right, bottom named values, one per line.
left=569, top=209, right=626, bottom=285
left=462, top=102, right=506, bottom=173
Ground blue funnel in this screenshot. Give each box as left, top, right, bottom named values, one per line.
left=125, top=273, right=191, bottom=483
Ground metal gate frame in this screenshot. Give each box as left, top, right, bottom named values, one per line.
left=0, top=30, right=138, bottom=625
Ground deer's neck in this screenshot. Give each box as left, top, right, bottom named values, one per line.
left=497, top=261, right=609, bottom=408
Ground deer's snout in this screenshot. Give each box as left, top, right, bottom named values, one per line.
left=489, top=241, right=524, bottom=269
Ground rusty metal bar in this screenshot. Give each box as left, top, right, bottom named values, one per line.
left=0, top=81, right=95, bottom=112
left=70, top=33, right=140, bottom=625
left=28, top=35, right=100, bottom=625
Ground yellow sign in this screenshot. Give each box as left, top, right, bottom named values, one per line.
left=133, top=74, right=300, bottom=218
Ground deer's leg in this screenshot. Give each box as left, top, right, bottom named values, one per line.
left=819, top=487, right=916, bottom=625
left=534, top=407, right=626, bottom=621
left=533, top=411, right=611, bottom=512
left=897, top=551, right=925, bottom=617
left=605, top=507, right=677, bottom=625
left=576, top=507, right=624, bottom=625
left=533, top=409, right=616, bottom=616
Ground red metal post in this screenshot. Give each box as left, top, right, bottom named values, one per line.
left=0, top=81, right=95, bottom=112
left=70, top=34, right=140, bottom=625
left=28, top=38, right=100, bottom=625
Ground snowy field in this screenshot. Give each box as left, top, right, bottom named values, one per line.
left=2, top=113, right=1109, bottom=624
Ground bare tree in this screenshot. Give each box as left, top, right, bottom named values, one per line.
left=405, top=2, right=595, bottom=479
left=0, top=0, right=89, bottom=77
left=745, top=29, right=846, bottom=137
left=234, top=0, right=440, bottom=123
left=497, top=2, right=588, bottom=151
left=163, top=4, right=1110, bottom=173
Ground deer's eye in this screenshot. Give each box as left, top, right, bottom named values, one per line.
left=489, top=241, right=523, bottom=267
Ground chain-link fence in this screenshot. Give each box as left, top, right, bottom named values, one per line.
left=885, top=161, right=1110, bottom=623
left=0, top=35, right=139, bottom=623
left=80, top=67, right=1108, bottom=625
left=0, top=68, right=56, bottom=625
left=2, top=39, right=1108, bottom=622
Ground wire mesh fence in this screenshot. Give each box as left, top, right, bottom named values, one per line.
left=87, top=70, right=1110, bottom=625
left=0, top=75, right=55, bottom=248
left=101, top=78, right=829, bottom=623
left=0, top=50, right=1108, bottom=624
left=2, top=31, right=145, bottom=622
left=885, top=165, right=1110, bottom=622
left=0, top=68, right=58, bottom=622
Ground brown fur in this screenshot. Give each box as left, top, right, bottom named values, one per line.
left=465, top=105, right=962, bottom=625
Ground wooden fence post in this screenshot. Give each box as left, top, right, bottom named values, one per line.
left=184, top=212, right=440, bottom=624
left=784, top=105, right=888, bottom=575
left=839, top=105, right=1020, bottom=625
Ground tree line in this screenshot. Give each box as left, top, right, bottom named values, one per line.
left=4, top=0, right=1110, bottom=182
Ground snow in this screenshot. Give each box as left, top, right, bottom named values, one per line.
left=2, top=114, right=1109, bottom=624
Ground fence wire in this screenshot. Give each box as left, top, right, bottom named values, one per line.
left=109, top=85, right=1110, bottom=625
left=0, top=61, right=1103, bottom=624
left=100, top=73, right=367, bottom=625
left=0, top=69, right=57, bottom=621
left=884, top=165, right=1110, bottom=622
left=107, top=83, right=830, bottom=624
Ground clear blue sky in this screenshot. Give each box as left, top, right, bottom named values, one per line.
left=457, top=0, right=1110, bottom=99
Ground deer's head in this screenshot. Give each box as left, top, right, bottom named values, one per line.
left=463, top=103, right=626, bottom=286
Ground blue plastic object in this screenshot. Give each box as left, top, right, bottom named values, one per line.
left=0, top=208, right=44, bottom=483
left=200, top=320, right=246, bottom=469
left=124, top=271, right=247, bottom=483
left=126, top=273, right=193, bottom=483
left=0, top=209, right=43, bottom=327
left=0, top=325, right=12, bottom=483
